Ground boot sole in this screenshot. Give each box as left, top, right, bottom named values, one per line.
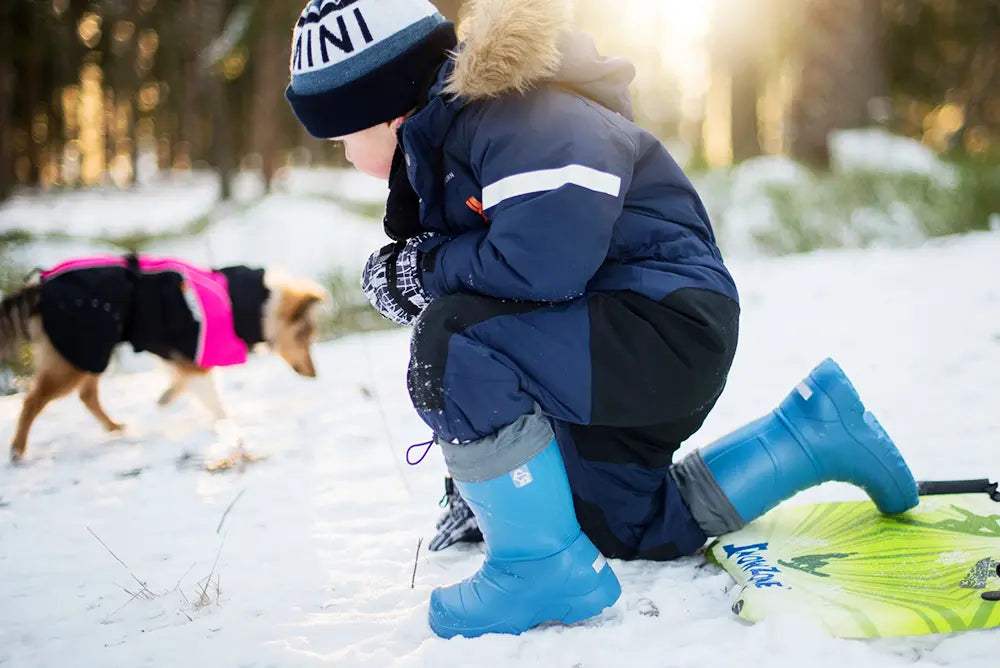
left=429, top=570, right=621, bottom=639
left=430, top=572, right=621, bottom=638
left=428, top=535, right=622, bottom=639
left=532, top=565, right=623, bottom=628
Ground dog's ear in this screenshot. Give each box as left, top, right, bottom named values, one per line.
left=284, top=288, right=327, bottom=323
left=288, top=293, right=323, bottom=322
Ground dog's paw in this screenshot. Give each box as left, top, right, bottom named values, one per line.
left=9, top=447, right=24, bottom=464
left=205, top=450, right=265, bottom=474
left=106, top=422, right=126, bottom=433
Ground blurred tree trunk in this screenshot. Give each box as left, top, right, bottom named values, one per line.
left=180, top=0, right=204, bottom=169
left=105, top=0, right=140, bottom=187
left=717, top=0, right=763, bottom=162
left=22, top=13, right=43, bottom=187
left=50, top=1, right=86, bottom=188
left=787, top=0, right=886, bottom=166
left=200, top=0, right=233, bottom=201
left=152, top=0, right=187, bottom=171
left=0, top=65, right=12, bottom=200
left=207, top=84, right=234, bottom=201
left=0, top=3, right=15, bottom=200
left=730, top=60, right=762, bottom=162
left=947, top=12, right=1000, bottom=155
left=252, top=0, right=287, bottom=193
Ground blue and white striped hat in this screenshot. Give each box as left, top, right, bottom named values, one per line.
left=285, top=0, right=457, bottom=139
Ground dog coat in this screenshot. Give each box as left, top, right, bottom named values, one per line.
left=39, top=255, right=260, bottom=374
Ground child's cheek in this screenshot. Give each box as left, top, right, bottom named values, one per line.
left=355, top=154, right=391, bottom=180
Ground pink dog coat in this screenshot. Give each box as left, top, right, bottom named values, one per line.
left=39, top=255, right=252, bottom=373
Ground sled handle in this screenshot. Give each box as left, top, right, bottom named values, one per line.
left=917, top=479, right=1000, bottom=501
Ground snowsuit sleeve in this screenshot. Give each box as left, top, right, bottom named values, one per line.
left=421, top=96, right=636, bottom=302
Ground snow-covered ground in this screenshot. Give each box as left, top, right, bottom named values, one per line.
left=3, top=192, right=387, bottom=285
left=0, top=167, right=388, bottom=243
left=1, top=230, right=998, bottom=667
left=0, top=174, right=221, bottom=239
left=143, top=195, right=386, bottom=282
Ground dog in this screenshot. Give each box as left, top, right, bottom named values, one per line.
left=0, top=254, right=327, bottom=462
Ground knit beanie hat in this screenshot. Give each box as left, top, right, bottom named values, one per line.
left=285, top=0, right=457, bottom=139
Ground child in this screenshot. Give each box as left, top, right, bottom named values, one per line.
left=285, top=0, right=919, bottom=639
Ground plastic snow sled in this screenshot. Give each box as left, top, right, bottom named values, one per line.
left=708, top=480, right=1000, bottom=638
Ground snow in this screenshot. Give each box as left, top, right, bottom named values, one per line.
left=691, top=129, right=988, bottom=259
left=702, top=159, right=960, bottom=259
left=828, top=128, right=958, bottom=184
left=4, top=192, right=386, bottom=285
left=708, top=156, right=814, bottom=257
left=144, top=195, right=386, bottom=281
left=5, top=238, right=123, bottom=276
left=730, top=156, right=813, bottom=198
left=2, top=229, right=998, bottom=666
left=0, top=175, right=220, bottom=239
left=272, top=167, right=389, bottom=204
left=0, top=168, right=387, bottom=242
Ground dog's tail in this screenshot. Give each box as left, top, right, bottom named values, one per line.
left=0, top=283, right=40, bottom=361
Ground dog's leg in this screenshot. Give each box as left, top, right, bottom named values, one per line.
left=10, top=357, right=84, bottom=461
left=186, top=370, right=260, bottom=473
left=78, top=374, right=124, bottom=432
left=157, top=363, right=189, bottom=407
left=185, top=369, right=228, bottom=422
left=187, top=369, right=241, bottom=445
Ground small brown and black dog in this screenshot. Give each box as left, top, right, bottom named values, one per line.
left=0, top=254, right=327, bottom=462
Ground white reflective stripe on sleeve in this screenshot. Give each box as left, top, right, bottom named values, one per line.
left=481, top=164, right=623, bottom=210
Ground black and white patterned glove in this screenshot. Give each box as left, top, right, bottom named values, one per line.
left=360, top=233, right=439, bottom=326
left=428, top=476, right=483, bottom=552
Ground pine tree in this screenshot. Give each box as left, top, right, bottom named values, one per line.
left=787, top=0, right=886, bottom=166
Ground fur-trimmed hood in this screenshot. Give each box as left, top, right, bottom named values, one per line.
left=443, top=0, right=636, bottom=119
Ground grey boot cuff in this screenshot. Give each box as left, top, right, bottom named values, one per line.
left=439, top=405, right=555, bottom=483
left=670, top=449, right=746, bottom=537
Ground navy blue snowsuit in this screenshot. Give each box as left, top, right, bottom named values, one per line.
left=401, top=38, right=740, bottom=561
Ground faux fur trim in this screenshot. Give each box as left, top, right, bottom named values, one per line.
left=444, top=0, right=574, bottom=100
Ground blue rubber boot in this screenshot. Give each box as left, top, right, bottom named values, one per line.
left=428, top=441, right=621, bottom=639
left=701, top=358, right=919, bottom=523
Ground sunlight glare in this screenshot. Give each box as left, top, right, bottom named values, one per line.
left=613, top=0, right=715, bottom=96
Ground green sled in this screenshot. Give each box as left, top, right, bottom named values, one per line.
left=707, top=492, right=1000, bottom=638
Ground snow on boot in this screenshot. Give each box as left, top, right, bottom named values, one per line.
left=695, top=357, right=919, bottom=525
left=428, top=441, right=621, bottom=639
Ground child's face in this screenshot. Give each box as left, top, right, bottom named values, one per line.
left=336, top=117, right=403, bottom=179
